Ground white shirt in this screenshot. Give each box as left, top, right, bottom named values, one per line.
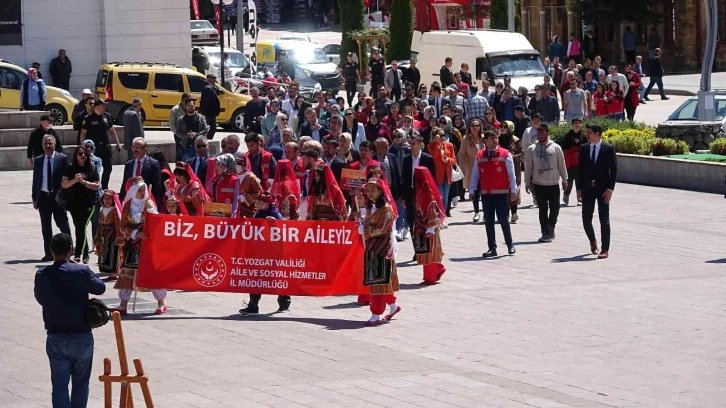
left=606, top=73, right=629, bottom=96
left=522, top=127, right=537, bottom=151
left=41, top=153, right=55, bottom=193
left=411, top=152, right=421, bottom=187
left=590, top=140, right=603, bottom=162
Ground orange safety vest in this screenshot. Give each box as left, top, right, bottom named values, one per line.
left=477, top=147, right=511, bottom=195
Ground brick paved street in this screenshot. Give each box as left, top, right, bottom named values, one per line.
left=1, top=166, right=725, bottom=408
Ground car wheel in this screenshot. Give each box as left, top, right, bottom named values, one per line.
left=231, top=108, right=245, bottom=132
left=46, top=104, right=67, bottom=125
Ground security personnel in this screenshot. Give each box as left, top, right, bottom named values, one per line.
left=340, top=52, right=360, bottom=108
left=468, top=129, right=518, bottom=258
left=80, top=99, right=122, bottom=190
left=367, top=48, right=385, bottom=94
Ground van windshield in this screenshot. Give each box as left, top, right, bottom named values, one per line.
left=287, top=47, right=329, bottom=64
left=489, top=54, right=547, bottom=77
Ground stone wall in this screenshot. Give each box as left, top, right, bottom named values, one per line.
left=655, top=122, right=725, bottom=151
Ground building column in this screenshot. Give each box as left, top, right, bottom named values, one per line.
left=619, top=22, right=626, bottom=62
left=539, top=8, right=546, bottom=56
left=521, top=6, right=529, bottom=37
left=566, top=0, right=575, bottom=39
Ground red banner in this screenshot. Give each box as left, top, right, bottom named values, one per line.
left=136, top=215, right=366, bottom=296
left=215, top=7, right=222, bottom=33
left=191, top=0, right=200, bottom=19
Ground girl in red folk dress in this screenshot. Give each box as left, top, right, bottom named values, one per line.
left=360, top=177, right=401, bottom=326
left=236, top=154, right=263, bottom=218
left=270, top=159, right=301, bottom=220
left=171, top=162, right=209, bottom=216
left=112, top=178, right=167, bottom=315
left=165, top=195, right=188, bottom=216
left=306, top=162, right=349, bottom=221
left=94, top=190, right=121, bottom=277
left=413, top=166, right=447, bottom=285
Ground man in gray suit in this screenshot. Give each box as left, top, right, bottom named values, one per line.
left=123, top=98, right=144, bottom=160
left=385, top=60, right=404, bottom=102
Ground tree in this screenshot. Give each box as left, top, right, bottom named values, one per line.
left=388, top=0, right=414, bottom=62
left=339, top=0, right=365, bottom=63
left=489, top=0, right=521, bottom=31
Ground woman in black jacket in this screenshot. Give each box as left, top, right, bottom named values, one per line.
left=61, top=145, right=101, bottom=263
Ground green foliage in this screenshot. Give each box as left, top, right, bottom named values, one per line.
left=489, top=0, right=507, bottom=30
left=602, top=128, right=656, bottom=155
left=651, top=138, right=689, bottom=156
left=709, top=137, right=726, bottom=155
left=339, top=0, right=365, bottom=63
left=388, top=0, right=414, bottom=62
left=548, top=117, right=647, bottom=145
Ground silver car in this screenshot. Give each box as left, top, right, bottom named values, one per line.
left=191, top=20, right=219, bottom=46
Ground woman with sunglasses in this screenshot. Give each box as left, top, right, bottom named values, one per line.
left=60, top=146, right=101, bottom=263
left=365, top=111, right=383, bottom=143
left=81, top=139, right=104, bottom=246
left=439, top=116, right=463, bottom=212
left=292, top=95, right=310, bottom=134
left=356, top=96, right=374, bottom=125
left=459, top=119, right=484, bottom=221
left=74, top=97, right=95, bottom=145
left=383, top=102, right=402, bottom=139
left=418, top=83, right=428, bottom=99
left=266, top=112, right=288, bottom=160
left=420, top=116, right=438, bottom=151
left=343, top=108, right=365, bottom=150
left=483, top=106, right=501, bottom=129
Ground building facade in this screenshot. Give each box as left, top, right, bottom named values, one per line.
left=0, top=0, right=192, bottom=96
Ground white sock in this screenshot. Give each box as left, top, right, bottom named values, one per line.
left=388, top=303, right=399, bottom=316
left=367, top=314, right=380, bottom=322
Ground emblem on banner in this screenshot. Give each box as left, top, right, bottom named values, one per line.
left=192, top=253, right=227, bottom=287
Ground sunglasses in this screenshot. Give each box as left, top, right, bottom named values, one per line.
left=471, top=124, right=481, bottom=128
left=196, top=144, right=208, bottom=148
left=77, top=152, right=87, bottom=157
left=280, top=118, right=288, bottom=122
left=345, top=112, right=354, bottom=116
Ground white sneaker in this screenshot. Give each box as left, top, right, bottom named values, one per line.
left=402, top=229, right=409, bottom=240
left=452, top=197, right=459, bottom=208
left=473, top=212, right=481, bottom=222
left=395, top=230, right=403, bottom=242
left=441, top=222, right=448, bottom=229
left=510, top=214, right=519, bottom=224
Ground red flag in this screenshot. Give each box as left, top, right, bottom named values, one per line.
left=191, top=0, right=200, bottom=19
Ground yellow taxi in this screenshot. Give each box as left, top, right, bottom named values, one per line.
left=0, top=59, right=78, bottom=125
left=95, top=62, right=251, bottom=130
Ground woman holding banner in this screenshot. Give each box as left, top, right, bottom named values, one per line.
left=307, top=162, right=348, bottom=221
left=112, top=177, right=168, bottom=315
left=171, top=162, right=209, bottom=216
left=360, top=177, right=401, bottom=326
left=270, top=159, right=301, bottom=220
left=413, top=166, right=447, bottom=285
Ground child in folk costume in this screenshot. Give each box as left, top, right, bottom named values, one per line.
left=413, top=166, right=447, bottom=285
left=171, top=162, right=209, bottom=216
left=112, top=177, right=168, bottom=315
left=236, top=154, right=263, bottom=218
left=94, top=190, right=122, bottom=278
left=270, top=159, right=301, bottom=220
left=165, top=195, right=188, bottom=216
left=239, top=191, right=289, bottom=315
left=360, top=177, right=401, bottom=326
left=307, top=161, right=349, bottom=221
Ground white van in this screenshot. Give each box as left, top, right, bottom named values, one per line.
left=411, top=30, right=548, bottom=96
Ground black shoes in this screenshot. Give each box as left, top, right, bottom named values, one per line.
left=482, top=249, right=498, bottom=258
left=239, top=306, right=259, bottom=315
left=41, top=255, right=52, bottom=262
left=507, top=246, right=516, bottom=255
left=661, top=96, right=670, bottom=100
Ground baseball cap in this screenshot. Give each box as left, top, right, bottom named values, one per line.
left=206, top=73, right=217, bottom=79
left=92, top=98, right=107, bottom=107
left=447, top=85, right=458, bottom=92
left=81, top=88, right=93, bottom=95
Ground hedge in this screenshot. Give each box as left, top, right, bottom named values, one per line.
left=709, top=138, right=726, bottom=155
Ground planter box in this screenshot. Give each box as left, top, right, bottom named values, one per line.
left=617, top=153, right=726, bottom=194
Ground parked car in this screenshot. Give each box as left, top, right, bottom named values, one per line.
left=234, top=63, right=321, bottom=100
left=657, top=93, right=726, bottom=148
left=323, top=44, right=341, bottom=66
left=277, top=33, right=312, bottom=42
left=95, top=62, right=252, bottom=131
left=256, top=40, right=342, bottom=90
left=196, top=46, right=253, bottom=84
left=191, top=20, right=219, bottom=46
left=0, top=59, right=77, bottom=125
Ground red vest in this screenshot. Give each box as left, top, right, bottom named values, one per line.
left=246, top=149, right=273, bottom=190
left=477, top=147, right=511, bottom=194
left=213, top=174, right=239, bottom=205
left=292, top=157, right=305, bottom=183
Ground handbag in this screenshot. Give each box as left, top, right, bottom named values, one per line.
left=86, top=298, right=110, bottom=329
left=451, top=164, right=464, bottom=182
left=54, top=188, right=67, bottom=209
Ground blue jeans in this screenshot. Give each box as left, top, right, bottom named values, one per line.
left=46, top=332, right=94, bottom=408
left=438, top=182, right=451, bottom=212
left=395, top=199, right=406, bottom=230
left=482, top=193, right=513, bottom=249
left=610, top=113, right=624, bottom=121
left=643, top=77, right=666, bottom=99
left=182, top=146, right=195, bottom=161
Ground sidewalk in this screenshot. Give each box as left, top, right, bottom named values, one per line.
left=661, top=72, right=726, bottom=96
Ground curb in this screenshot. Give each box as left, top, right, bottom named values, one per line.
left=664, top=89, right=697, bottom=97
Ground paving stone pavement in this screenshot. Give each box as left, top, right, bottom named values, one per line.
left=1, top=166, right=725, bottom=408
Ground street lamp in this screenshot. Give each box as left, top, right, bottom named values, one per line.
left=211, top=0, right=234, bottom=90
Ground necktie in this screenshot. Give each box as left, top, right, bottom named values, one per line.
left=46, top=156, right=53, bottom=193
left=195, top=158, right=200, bottom=175
left=488, top=150, right=494, bottom=160
left=591, top=145, right=596, bottom=163
left=135, top=160, right=141, bottom=177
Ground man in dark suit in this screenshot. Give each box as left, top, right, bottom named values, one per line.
left=119, top=137, right=163, bottom=204
left=401, top=133, right=436, bottom=239
left=34, top=233, right=106, bottom=408
left=186, top=135, right=210, bottom=183
left=322, top=138, right=347, bottom=183
left=300, top=108, right=330, bottom=142
left=439, top=57, right=454, bottom=87
left=577, top=123, right=617, bottom=259
left=32, top=135, right=71, bottom=261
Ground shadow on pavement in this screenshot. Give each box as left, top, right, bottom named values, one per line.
left=705, top=258, right=726, bottom=264
left=551, top=254, right=597, bottom=263
left=135, top=313, right=367, bottom=330
left=5, top=259, right=45, bottom=265
left=322, top=302, right=361, bottom=310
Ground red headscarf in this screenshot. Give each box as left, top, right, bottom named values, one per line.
left=308, top=162, right=347, bottom=218
left=175, top=162, right=211, bottom=202
left=414, top=166, right=446, bottom=224
left=101, top=189, right=122, bottom=219
left=365, top=177, right=398, bottom=218
left=270, top=159, right=301, bottom=207
left=167, top=195, right=189, bottom=215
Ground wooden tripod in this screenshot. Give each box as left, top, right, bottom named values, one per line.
left=98, top=311, right=154, bottom=408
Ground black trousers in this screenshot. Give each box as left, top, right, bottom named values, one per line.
left=248, top=294, right=291, bottom=310
left=390, top=87, right=401, bottom=102
left=345, top=80, right=357, bottom=108
left=532, top=184, right=560, bottom=235
left=38, top=192, right=71, bottom=257
left=405, top=197, right=416, bottom=236
left=370, top=76, right=384, bottom=94
left=205, top=114, right=217, bottom=140
left=97, top=149, right=113, bottom=190
left=625, top=106, right=637, bottom=121
left=472, top=189, right=481, bottom=213
left=582, top=192, right=611, bottom=251
left=625, top=50, right=636, bottom=65
left=69, top=206, right=94, bottom=259
left=563, top=166, right=579, bottom=199
left=23, top=103, right=45, bottom=111
left=482, top=194, right=513, bottom=249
